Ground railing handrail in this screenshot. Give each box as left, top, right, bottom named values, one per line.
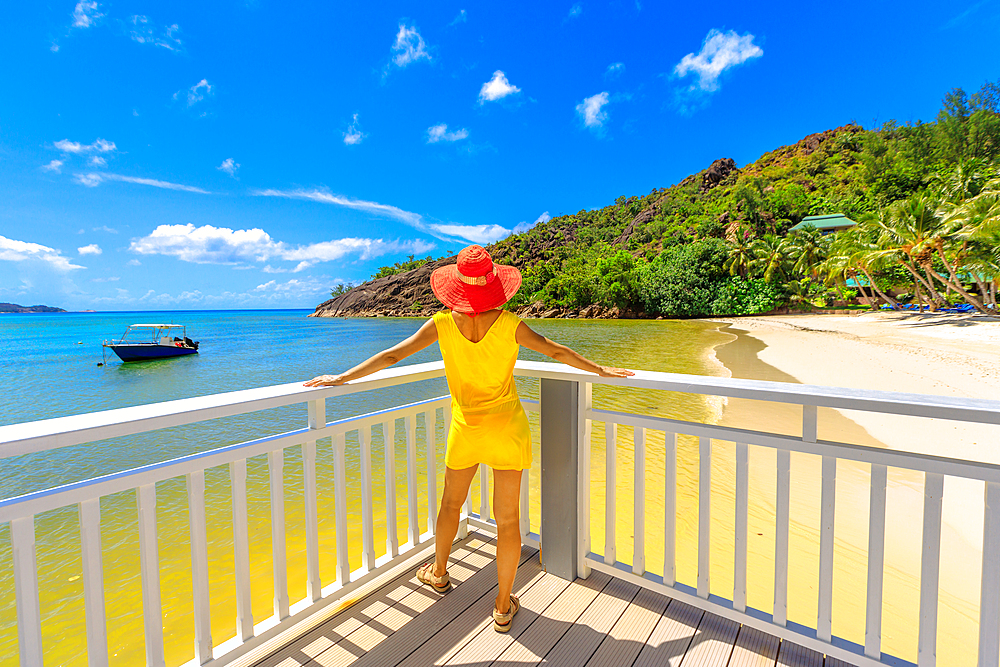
left=3, top=358, right=999, bottom=461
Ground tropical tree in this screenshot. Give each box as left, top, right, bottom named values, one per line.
left=749, top=233, right=789, bottom=282
left=724, top=228, right=755, bottom=277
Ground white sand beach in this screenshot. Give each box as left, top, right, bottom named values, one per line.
left=711, top=311, right=1000, bottom=665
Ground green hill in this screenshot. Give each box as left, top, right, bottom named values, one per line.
left=321, top=81, right=1000, bottom=319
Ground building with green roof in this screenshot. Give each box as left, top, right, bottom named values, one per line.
left=788, top=214, right=857, bottom=233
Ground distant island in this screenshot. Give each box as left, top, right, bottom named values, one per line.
left=0, top=303, right=66, bottom=314
left=313, top=80, right=1000, bottom=320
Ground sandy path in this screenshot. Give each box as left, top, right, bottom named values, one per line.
left=709, top=311, right=1000, bottom=665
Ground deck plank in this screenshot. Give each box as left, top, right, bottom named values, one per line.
left=775, top=641, right=823, bottom=667
left=253, top=533, right=497, bottom=667
left=727, top=626, right=779, bottom=667
left=392, top=554, right=545, bottom=667
left=337, top=545, right=538, bottom=667
left=537, top=576, right=640, bottom=666
left=632, top=598, right=704, bottom=667
left=490, top=571, right=612, bottom=667
left=823, top=656, right=858, bottom=667
left=679, top=612, right=739, bottom=667
left=443, top=571, right=571, bottom=666
left=584, top=587, right=670, bottom=667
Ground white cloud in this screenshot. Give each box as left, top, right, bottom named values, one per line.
left=72, top=1, right=102, bottom=28
left=131, top=224, right=279, bottom=265
left=88, top=156, right=107, bottom=167
left=512, top=211, right=551, bottom=234
left=182, top=79, right=213, bottom=106
left=217, top=158, right=240, bottom=177
left=128, top=223, right=436, bottom=271
left=255, top=187, right=497, bottom=245
left=94, top=226, right=117, bottom=233
left=78, top=244, right=102, bottom=255
left=426, top=124, right=469, bottom=143
left=54, top=138, right=117, bottom=154
left=674, top=29, right=763, bottom=92
left=254, top=188, right=425, bottom=227
left=128, top=15, right=183, bottom=51
left=567, top=3, right=583, bottom=19
left=126, top=259, right=141, bottom=266
left=390, top=24, right=430, bottom=68
left=428, top=224, right=510, bottom=244
left=450, top=10, right=468, bottom=25
left=91, top=276, right=119, bottom=282
left=74, top=172, right=210, bottom=194
left=344, top=113, right=366, bottom=145
left=478, top=71, right=521, bottom=103
left=576, top=92, right=609, bottom=129
left=0, top=235, right=84, bottom=271
left=605, top=62, right=625, bottom=78
left=41, top=160, right=63, bottom=173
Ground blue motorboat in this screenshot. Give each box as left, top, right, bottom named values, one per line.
left=102, top=324, right=200, bottom=362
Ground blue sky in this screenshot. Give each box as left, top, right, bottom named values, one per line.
left=1, top=1, right=998, bottom=310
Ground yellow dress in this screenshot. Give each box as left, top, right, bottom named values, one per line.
left=433, top=310, right=532, bottom=471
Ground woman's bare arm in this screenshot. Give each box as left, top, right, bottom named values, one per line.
left=514, top=322, right=634, bottom=378
left=304, top=319, right=439, bottom=387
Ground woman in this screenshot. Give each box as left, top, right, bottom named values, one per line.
left=305, top=244, right=632, bottom=632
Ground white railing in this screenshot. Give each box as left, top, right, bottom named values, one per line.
left=1, top=360, right=999, bottom=667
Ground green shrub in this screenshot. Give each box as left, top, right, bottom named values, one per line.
left=639, top=239, right=729, bottom=317
left=712, top=278, right=782, bottom=315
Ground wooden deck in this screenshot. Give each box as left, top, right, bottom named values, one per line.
left=251, top=531, right=858, bottom=667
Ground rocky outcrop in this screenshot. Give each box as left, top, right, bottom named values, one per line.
left=700, top=157, right=738, bottom=193
left=310, top=256, right=456, bottom=318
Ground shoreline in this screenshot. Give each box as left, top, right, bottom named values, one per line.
left=709, top=311, right=1000, bottom=665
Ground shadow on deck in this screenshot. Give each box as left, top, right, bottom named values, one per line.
left=250, top=531, right=857, bottom=667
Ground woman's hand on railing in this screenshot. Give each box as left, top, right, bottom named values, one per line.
left=598, top=366, right=634, bottom=378
left=303, top=374, right=347, bottom=387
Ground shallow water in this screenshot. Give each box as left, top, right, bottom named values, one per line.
left=0, top=313, right=978, bottom=665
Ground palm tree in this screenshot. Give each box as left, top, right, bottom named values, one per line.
left=750, top=233, right=789, bottom=283
left=785, top=226, right=830, bottom=278
left=724, top=228, right=755, bottom=277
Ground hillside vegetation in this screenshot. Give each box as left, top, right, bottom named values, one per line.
left=322, top=82, right=1000, bottom=318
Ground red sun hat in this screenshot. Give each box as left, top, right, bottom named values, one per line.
left=430, top=245, right=522, bottom=314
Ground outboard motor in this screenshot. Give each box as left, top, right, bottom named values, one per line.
left=185, top=336, right=199, bottom=350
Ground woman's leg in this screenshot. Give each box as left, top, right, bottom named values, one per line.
left=433, top=465, right=478, bottom=576
left=492, top=469, right=523, bottom=613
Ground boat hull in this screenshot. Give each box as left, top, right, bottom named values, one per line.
left=106, top=344, right=199, bottom=362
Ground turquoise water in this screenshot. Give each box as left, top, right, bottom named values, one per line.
left=0, top=311, right=729, bottom=666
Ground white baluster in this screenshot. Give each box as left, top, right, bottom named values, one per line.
left=383, top=420, right=398, bottom=558
left=479, top=463, right=490, bottom=521
left=605, top=422, right=617, bottom=565
left=11, top=516, right=42, bottom=667
left=979, top=481, right=1000, bottom=667
left=866, top=463, right=887, bottom=659
left=268, top=449, right=289, bottom=620
left=818, top=455, right=837, bottom=643
left=229, top=459, right=253, bottom=642
left=406, top=414, right=418, bottom=546
left=697, top=436, right=711, bottom=599
left=633, top=427, right=646, bottom=576
left=187, top=471, right=212, bottom=664
left=137, top=484, right=165, bottom=667
left=774, top=448, right=790, bottom=626
left=360, top=427, right=376, bottom=571
left=304, top=399, right=324, bottom=602
left=426, top=410, right=437, bottom=535
left=734, top=443, right=748, bottom=613
left=919, top=472, right=944, bottom=667
left=664, top=432, right=676, bottom=587
left=332, top=432, right=350, bottom=586
left=79, top=499, right=108, bottom=667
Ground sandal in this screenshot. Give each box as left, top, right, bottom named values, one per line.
left=417, top=562, right=451, bottom=594
left=493, top=594, right=519, bottom=633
